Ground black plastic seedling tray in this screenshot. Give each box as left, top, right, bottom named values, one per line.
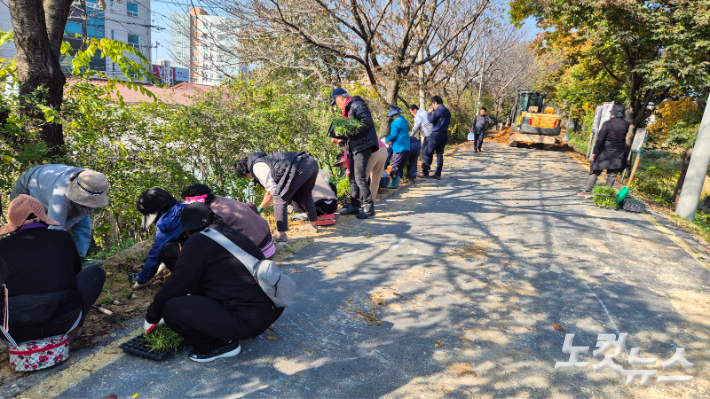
left=119, top=334, right=182, bottom=361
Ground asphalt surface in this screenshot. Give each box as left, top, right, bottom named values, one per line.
left=16, top=143, right=710, bottom=398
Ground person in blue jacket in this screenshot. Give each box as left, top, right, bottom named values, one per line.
left=384, top=106, right=410, bottom=189
left=132, top=188, right=185, bottom=289
left=421, top=95, right=452, bottom=180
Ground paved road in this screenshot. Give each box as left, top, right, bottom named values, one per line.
left=20, top=143, right=710, bottom=398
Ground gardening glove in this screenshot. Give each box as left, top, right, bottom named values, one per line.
left=144, top=318, right=165, bottom=335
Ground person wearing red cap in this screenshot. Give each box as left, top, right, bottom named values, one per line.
left=0, top=195, right=105, bottom=344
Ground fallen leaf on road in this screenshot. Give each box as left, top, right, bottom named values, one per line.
left=132, top=394, right=140, bottom=399
left=104, top=351, right=117, bottom=355
left=354, top=309, right=382, bottom=326
left=269, top=359, right=274, bottom=364
left=104, top=395, right=118, bottom=399
left=291, top=270, right=303, bottom=273
left=435, top=341, right=446, bottom=347
left=552, top=324, right=566, bottom=332
left=334, top=257, right=340, bottom=260
left=266, top=335, right=278, bottom=340
left=267, top=326, right=276, bottom=331
left=321, top=264, right=328, bottom=267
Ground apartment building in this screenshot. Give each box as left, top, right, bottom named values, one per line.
left=170, top=7, right=247, bottom=85
left=0, top=0, right=152, bottom=82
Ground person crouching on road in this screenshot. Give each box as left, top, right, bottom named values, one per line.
left=144, top=203, right=283, bottom=363
left=384, top=106, right=411, bottom=189
left=577, top=104, right=630, bottom=198
left=181, top=183, right=275, bottom=258
left=0, top=195, right=105, bottom=345
left=133, top=188, right=184, bottom=289
left=235, top=151, right=319, bottom=242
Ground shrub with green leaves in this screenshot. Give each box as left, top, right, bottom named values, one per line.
left=146, top=325, right=184, bottom=353
left=331, top=115, right=362, bottom=136
left=592, top=185, right=618, bottom=209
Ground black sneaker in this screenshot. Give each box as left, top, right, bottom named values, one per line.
left=188, top=340, right=241, bottom=363
left=340, top=204, right=359, bottom=215
left=432, top=175, right=441, bottom=180
left=356, top=205, right=375, bottom=219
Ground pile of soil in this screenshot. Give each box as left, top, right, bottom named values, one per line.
left=486, top=128, right=511, bottom=143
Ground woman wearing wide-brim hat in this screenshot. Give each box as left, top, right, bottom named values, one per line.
left=0, top=195, right=106, bottom=345
left=578, top=105, right=631, bottom=198
left=9, top=164, right=109, bottom=258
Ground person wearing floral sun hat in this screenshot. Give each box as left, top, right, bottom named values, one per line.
left=0, top=195, right=105, bottom=344
left=9, top=164, right=109, bottom=259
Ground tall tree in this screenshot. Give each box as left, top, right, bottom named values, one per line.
left=201, top=0, right=492, bottom=134
left=510, top=0, right=710, bottom=136
left=8, top=0, right=75, bottom=157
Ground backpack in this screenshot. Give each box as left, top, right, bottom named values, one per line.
left=201, top=228, right=296, bottom=308
left=2, top=284, right=81, bottom=372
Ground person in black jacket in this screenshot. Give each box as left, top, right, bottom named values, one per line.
left=235, top=151, right=319, bottom=242
left=0, top=195, right=105, bottom=344
left=144, top=203, right=283, bottom=363
left=578, top=105, right=631, bottom=198
left=330, top=88, right=380, bottom=219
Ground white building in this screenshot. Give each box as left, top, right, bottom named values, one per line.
left=170, top=7, right=246, bottom=85
left=0, top=0, right=152, bottom=82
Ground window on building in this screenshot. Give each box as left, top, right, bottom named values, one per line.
left=87, top=17, right=105, bottom=38
left=128, top=34, right=140, bottom=49
left=191, top=78, right=197, bottom=83
left=192, top=56, right=198, bottom=62
left=127, top=2, right=139, bottom=17
left=65, top=21, right=82, bottom=37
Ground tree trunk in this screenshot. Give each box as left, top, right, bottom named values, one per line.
left=9, top=0, right=73, bottom=158
left=673, top=147, right=694, bottom=207
left=379, top=78, right=401, bottom=137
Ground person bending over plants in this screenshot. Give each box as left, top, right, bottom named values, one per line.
left=144, top=203, right=283, bottom=363
left=234, top=151, right=320, bottom=242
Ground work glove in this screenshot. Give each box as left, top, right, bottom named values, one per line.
left=144, top=318, right=165, bottom=335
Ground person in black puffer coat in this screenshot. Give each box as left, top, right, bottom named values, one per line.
left=330, top=88, right=380, bottom=219
left=235, top=151, right=319, bottom=242
left=578, top=104, right=631, bottom=197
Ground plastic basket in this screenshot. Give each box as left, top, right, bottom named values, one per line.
left=119, top=334, right=182, bottom=361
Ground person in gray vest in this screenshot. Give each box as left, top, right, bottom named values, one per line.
left=9, top=164, right=109, bottom=258
left=470, top=107, right=497, bottom=152
left=578, top=104, right=630, bottom=198
left=235, top=151, right=319, bottom=242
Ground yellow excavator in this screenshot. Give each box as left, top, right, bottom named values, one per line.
left=509, top=90, right=563, bottom=149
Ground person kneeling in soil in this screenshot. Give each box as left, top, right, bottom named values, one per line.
left=133, top=188, right=185, bottom=289
left=235, top=151, right=320, bottom=242
left=0, top=195, right=105, bottom=345
left=181, top=183, right=275, bottom=258
left=144, top=203, right=283, bottom=363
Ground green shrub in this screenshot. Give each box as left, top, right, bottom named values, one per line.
left=632, top=165, right=678, bottom=207
left=336, top=177, right=350, bottom=198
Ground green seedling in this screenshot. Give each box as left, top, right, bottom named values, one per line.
left=331, top=115, right=362, bottom=136
left=592, top=186, right=618, bottom=209
left=101, top=294, right=115, bottom=305
left=145, top=325, right=184, bottom=353
left=121, top=288, right=133, bottom=298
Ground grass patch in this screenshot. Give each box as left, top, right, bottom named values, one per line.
left=87, top=239, right=140, bottom=261
left=592, top=186, right=618, bottom=209
left=145, top=325, right=184, bottom=353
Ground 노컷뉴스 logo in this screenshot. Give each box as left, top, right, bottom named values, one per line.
left=555, top=333, right=693, bottom=385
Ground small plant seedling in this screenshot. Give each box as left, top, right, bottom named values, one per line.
left=101, top=294, right=115, bottom=305
left=145, top=325, right=184, bottom=353
left=592, top=186, right=618, bottom=209
left=121, top=288, right=133, bottom=298
left=331, top=115, right=362, bottom=136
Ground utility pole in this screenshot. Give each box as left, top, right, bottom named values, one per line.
left=475, top=32, right=489, bottom=115
left=676, top=93, right=710, bottom=221
left=418, top=47, right=425, bottom=110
